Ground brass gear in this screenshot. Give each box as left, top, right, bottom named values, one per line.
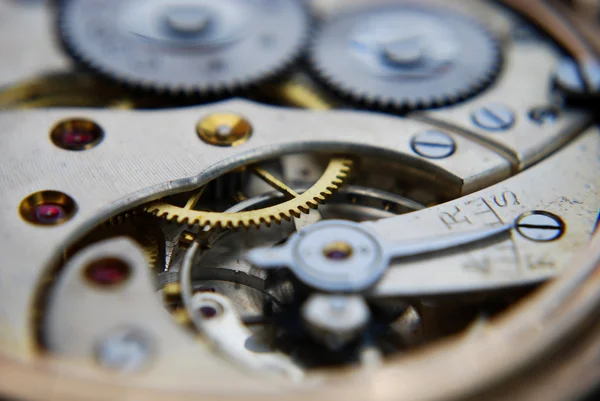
left=145, top=158, right=353, bottom=229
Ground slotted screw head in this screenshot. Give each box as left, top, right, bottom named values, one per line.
left=471, top=103, right=515, bottom=131
left=410, top=130, right=456, bottom=159
left=516, top=211, right=565, bottom=242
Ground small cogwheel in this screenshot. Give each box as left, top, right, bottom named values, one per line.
left=57, top=0, right=311, bottom=94
left=67, top=213, right=165, bottom=272
left=145, top=158, right=353, bottom=229
left=308, top=3, right=502, bottom=110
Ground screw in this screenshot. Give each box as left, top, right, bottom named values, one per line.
left=528, top=106, right=559, bottom=125
left=95, top=327, right=153, bottom=372
left=50, top=119, right=104, bottom=151
left=554, top=58, right=600, bottom=96
left=410, top=130, right=456, bottom=159
left=471, top=103, right=515, bottom=131
left=516, top=211, right=565, bottom=242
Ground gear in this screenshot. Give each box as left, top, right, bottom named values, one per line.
left=308, top=4, right=501, bottom=110
left=57, top=0, right=310, bottom=94
left=67, top=213, right=165, bottom=272
left=145, top=158, right=353, bottom=229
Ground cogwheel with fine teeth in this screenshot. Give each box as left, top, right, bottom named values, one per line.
left=145, top=158, right=353, bottom=229
left=308, top=3, right=501, bottom=110
left=67, top=213, right=165, bottom=272
left=57, top=0, right=310, bottom=94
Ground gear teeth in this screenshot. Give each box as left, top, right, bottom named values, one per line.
left=57, top=0, right=311, bottom=96
left=145, top=158, right=353, bottom=230
left=78, top=212, right=164, bottom=273
left=307, top=4, right=501, bottom=111
left=106, top=211, right=139, bottom=226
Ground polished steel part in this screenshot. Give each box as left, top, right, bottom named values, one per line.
left=248, top=220, right=389, bottom=292
left=418, top=8, right=593, bottom=168
left=247, top=220, right=512, bottom=292
left=309, top=3, right=501, bottom=109
left=170, top=185, right=422, bottom=324
left=311, top=0, right=596, bottom=168
left=58, top=0, right=310, bottom=93
left=42, top=237, right=287, bottom=393
left=170, top=198, right=303, bottom=379
left=0, top=1, right=599, bottom=400
left=302, top=294, right=370, bottom=349
left=308, top=0, right=597, bottom=168
left=186, top=291, right=303, bottom=380
left=0, top=98, right=593, bottom=353
left=5, top=209, right=600, bottom=401
left=369, top=126, right=599, bottom=296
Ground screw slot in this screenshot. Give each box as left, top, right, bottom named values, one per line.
left=516, top=211, right=565, bottom=242
left=471, top=103, right=515, bottom=131
left=19, top=190, right=77, bottom=226
left=410, top=130, right=456, bottom=159
left=50, top=118, right=104, bottom=151
left=84, top=258, right=132, bottom=288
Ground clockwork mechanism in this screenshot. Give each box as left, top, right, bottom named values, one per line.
left=0, top=1, right=599, bottom=401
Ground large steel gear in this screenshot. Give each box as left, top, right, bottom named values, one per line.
left=57, top=0, right=310, bottom=94
left=145, top=158, right=353, bottom=229
left=308, top=3, right=502, bottom=110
